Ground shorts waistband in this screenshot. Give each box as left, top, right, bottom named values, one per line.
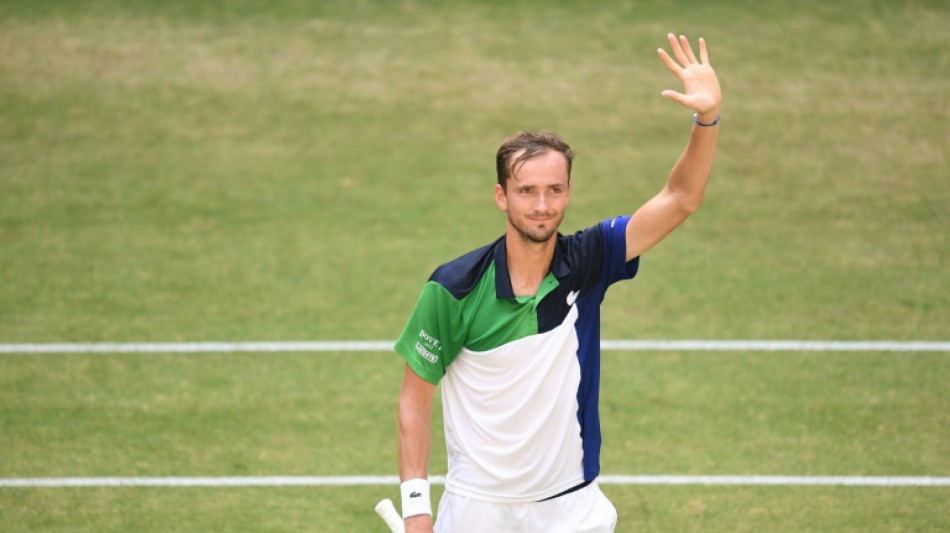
left=538, top=479, right=593, bottom=502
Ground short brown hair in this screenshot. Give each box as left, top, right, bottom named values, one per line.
left=495, top=130, right=573, bottom=189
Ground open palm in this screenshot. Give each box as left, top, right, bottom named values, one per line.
left=658, top=34, right=722, bottom=115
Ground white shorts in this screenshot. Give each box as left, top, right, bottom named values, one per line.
left=434, top=481, right=617, bottom=533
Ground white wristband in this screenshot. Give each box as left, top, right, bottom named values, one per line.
left=400, top=478, right=432, bottom=518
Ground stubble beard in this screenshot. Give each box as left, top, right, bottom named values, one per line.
left=509, top=211, right=563, bottom=245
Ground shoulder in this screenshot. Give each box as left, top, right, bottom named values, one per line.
left=559, top=216, right=628, bottom=245
left=555, top=216, right=636, bottom=288
left=429, top=237, right=502, bottom=300
left=556, top=216, right=630, bottom=264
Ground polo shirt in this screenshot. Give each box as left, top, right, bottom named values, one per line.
left=395, top=215, right=639, bottom=502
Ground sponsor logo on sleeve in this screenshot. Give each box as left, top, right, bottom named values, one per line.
left=415, top=329, right=441, bottom=363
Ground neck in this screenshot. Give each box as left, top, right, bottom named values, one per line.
left=505, top=228, right=556, bottom=297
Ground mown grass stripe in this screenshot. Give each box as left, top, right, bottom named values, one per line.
left=2, top=475, right=948, bottom=488
left=1, top=340, right=948, bottom=354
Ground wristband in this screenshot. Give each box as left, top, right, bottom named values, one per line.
left=400, top=478, right=432, bottom=518
left=693, top=113, right=721, bottom=127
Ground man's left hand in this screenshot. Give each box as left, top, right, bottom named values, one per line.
left=657, top=33, right=722, bottom=121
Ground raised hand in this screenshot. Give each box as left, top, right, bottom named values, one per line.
left=657, top=34, right=722, bottom=119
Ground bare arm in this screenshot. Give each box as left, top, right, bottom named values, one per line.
left=398, top=363, right=437, bottom=532
left=626, top=34, right=722, bottom=261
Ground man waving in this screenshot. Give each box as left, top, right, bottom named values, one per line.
left=394, top=34, right=722, bottom=533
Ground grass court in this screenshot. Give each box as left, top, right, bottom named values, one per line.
left=1, top=0, right=948, bottom=531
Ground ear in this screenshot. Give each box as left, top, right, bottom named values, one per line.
left=494, top=183, right=507, bottom=211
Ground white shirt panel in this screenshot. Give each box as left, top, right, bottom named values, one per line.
left=441, top=306, right=585, bottom=502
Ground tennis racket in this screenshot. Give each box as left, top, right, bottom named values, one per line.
left=375, top=498, right=405, bottom=533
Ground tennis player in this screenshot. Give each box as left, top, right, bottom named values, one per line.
left=394, top=33, right=721, bottom=532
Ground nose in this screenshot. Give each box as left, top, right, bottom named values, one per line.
left=536, top=191, right=551, bottom=211
left=537, top=191, right=554, bottom=213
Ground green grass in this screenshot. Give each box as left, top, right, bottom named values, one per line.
left=1, top=0, right=946, bottom=342
left=3, top=486, right=948, bottom=532
left=1, top=351, right=948, bottom=531
left=1, top=0, right=948, bottom=531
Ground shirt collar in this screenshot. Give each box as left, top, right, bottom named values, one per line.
left=492, top=234, right=571, bottom=299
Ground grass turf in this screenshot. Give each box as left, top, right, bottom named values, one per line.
left=1, top=0, right=948, bottom=531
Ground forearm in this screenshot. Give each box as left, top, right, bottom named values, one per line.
left=397, top=395, right=432, bottom=481
left=665, top=111, right=720, bottom=213
left=397, top=366, right=436, bottom=532
left=398, top=416, right=433, bottom=529
left=624, top=111, right=721, bottom=259
left=398, top=362, right=436, bottom=480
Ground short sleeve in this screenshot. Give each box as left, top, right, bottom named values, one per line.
left=600, top=215, right=640, bottom=286
left=394, top=281, right=466, bottom=384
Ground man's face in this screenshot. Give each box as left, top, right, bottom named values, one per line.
left=494, top=150, right=571, bottom=244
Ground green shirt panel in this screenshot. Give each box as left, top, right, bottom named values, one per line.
left=395, top=260, right=561, bottom=383
left=463, top=261, right=560, bottom=352
left=394, top=281, right=464, bottom=384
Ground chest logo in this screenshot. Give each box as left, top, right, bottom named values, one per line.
left=566, top=290, right=579, bottom=306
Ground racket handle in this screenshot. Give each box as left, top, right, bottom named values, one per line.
left=375, top=498, right=405, bottom=533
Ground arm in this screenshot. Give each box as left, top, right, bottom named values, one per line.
left=398, top=363, right=437, bottom=533
left=626, top=33, right=722, bottom=261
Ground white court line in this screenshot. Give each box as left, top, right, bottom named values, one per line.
left=598, top=475, right=950, bottom=487
left=599, top=340, right=950, bottom=352
left=0, top=341, right=394, bottom=354
left=2, top=475, right=948, bottom=488
left=1, top=340, right=949, bottom=354
left=0, top=476, right=417, bottom=488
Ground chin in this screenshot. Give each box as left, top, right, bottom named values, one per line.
left=509, top=215, right=562, bottom=244
left=525, top=228, right=557, bottom=243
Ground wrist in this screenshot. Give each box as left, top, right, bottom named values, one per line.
left=694, top=110, right=721, bottom=127
left=401, top=478, right=433, bottom=518
left=404, top=513, right=433, bottom=530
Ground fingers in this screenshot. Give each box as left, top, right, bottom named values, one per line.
left=679, top=35, right=698, bottom=64
left=661, top=89, right=689, bottom=107
left=657, top=33, right=720, bottom=112
left=656, top=47, right=680, bottom=74
left=662, top=33, right=707, bottom=67
left=667, top=33, right=689, bottom=66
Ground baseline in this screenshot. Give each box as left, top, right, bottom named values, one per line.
left=2, top=475, right=949, bottom=488
left=1, top=340, right=949, bottom=354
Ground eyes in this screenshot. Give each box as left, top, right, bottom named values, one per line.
left=514, top=185, right=567, bottom=198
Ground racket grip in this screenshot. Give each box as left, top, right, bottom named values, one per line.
left=375, top=498, right=405, bottom=533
